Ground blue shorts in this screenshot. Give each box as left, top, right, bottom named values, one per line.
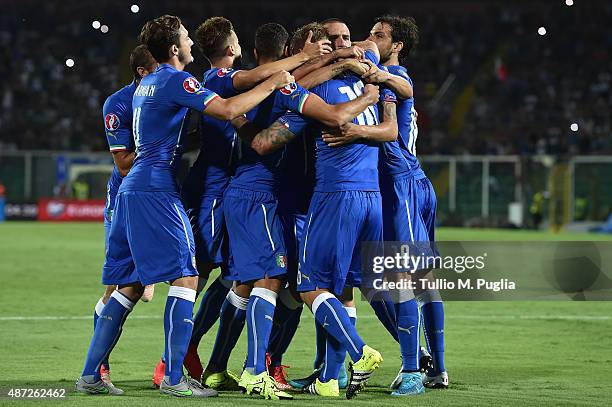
left=298, top=191, right=383, bottom=296
left=185, top=195, right=226, bottom=267
left=223, top=187, right=288, bottom=283
left=102, top=214, right=138, bottom=286
left=381, top=175, right=438, bottom=270
left=279, top=211, right=307, bottom=284
left=103, top=191, right=198, bottom=286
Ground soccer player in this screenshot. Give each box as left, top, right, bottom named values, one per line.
left=76, top=15, right=293, bottom=398
left=367, top=16, right=447, bottom=390
left=152, top=16, right=332, bottom=388
left=218, top=22, right=380, bottom=400
left=91, top=44, right=156, bottom=391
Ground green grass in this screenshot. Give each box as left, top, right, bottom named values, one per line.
left=0, top=222, right=611, bottom=406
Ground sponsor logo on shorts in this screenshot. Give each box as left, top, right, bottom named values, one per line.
left=276, top=254, right=287, bottom=268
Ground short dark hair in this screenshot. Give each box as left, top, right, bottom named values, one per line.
left=374, top=15, right=419, bottom=61
left=320, top=17, right=347, bottom=26
left=289, top=22, right=327, bottom=55
left=255, top=23, right=289, bottom=61
left=196, top=17, right=234, bottom=61
left=129, top=45, right=156, bottom=80
left=138, top=15, right=182, bottom=63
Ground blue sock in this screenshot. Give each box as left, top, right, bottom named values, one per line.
left=395, top=299, right=420, bottom=372
left=245, top=288, right=278, bottom=375
left=320, top=306, right=355, bottom=382
left=314, top=320, right=326, bottom=369
left=312, top=293, right=364, bottom=362
left=164, top=286, right=197, bottom=385
left=419, top=291, right=445, bottom=374
left=190, top=278, right=231, bottom=346
left=82, top=291, right=133, bottom=381
left=368, top=291, right=399, bottom=342
left=268, top=290, right=303, bottom=367
left=207, top=290, right=248, bottom=372
left=93, top=298, right=110, bottom=370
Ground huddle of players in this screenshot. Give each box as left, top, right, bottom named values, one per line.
left=77, top=12, right=447, bottom=400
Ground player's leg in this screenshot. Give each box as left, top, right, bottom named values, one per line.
left=202, top=280, right=247, bottom=390
left=124, top=191, right=217, bottom=397
left=298, top=191, right=383, bottom=399
left=77, top=198, right=141, bottom=395
left=414, top=178, right=447, bottom=389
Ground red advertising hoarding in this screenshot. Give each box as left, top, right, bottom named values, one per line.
left=38, top=199, right=105, bottom=222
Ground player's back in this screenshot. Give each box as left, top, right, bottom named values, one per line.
left=379, top=65, right=424, bottom=180
left=310, top=76, right=380, bottom=192
left=183, top=68, right=241, bottom=201
left=122, top=64, right=217, bottom=193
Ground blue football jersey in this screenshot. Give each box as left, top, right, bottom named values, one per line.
left=379, top=65, right=424, bottom=179
left=309, top=76, right=381, bottom=192
left=229, top=83, right=310, bottom=193
left=121, top=64, right=219, bottom=193
left=102, top=81, right=136, bottom=216
left=191, top=67, right=242, bottom=195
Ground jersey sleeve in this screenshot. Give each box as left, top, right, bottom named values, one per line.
left=171, top=71, right=220, bottom=111
left=380, top=88, right=398, bottom=104
left=276, top=111, right=309, bottom=136
left=386, top=65, right=413, bottom=87
left=103, top=97, right=133, bottom=152
left=364, top=49, right=380, bottom=65
left=273, top=82, right=311, bottom=115
left=202, top=68, right=241, bottom=98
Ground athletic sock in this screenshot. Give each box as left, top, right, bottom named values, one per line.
left=245, top=288, right=278, bottom=375
left=82, top=291, right=134, bottom=382
left=313, top=319, right=326, bottom=369
left=418, top=290, right=445, bottom=374
left=366, top=290, right=399, bottom=342
left=312, top=293, right=365, bottom=363
left=319, top=305, right=355, bottom=382
left=164, top=286, right=197, bottom=385
left=206, top=289, right=248, bottom=372
left=268, top=289, right=303, bottom=367
left=395, top=296, right=420, bottom=372
left=93, top=297, right=110, bottom=370
left=190, top=278, right=231, bottom=346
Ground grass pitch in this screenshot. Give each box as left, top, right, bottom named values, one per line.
left=0, top=222, right=610, bottom=406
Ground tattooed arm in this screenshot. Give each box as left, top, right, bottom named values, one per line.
left=322, top=101, right=398, bottom=147
left=298, top=58, right=371, bottom=89
left=292, top=45, right=364, bottom=81
left=231, top=116, right=298, bottom=156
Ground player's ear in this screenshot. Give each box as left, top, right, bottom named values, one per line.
left=227, top=44, right=236, bottom=57
left=283, top=45, right=289, bottom=58
left=170, top=44, right=179, bottom=58
left=136, top=66, right=146, bottom=78
left=393, top=41, right=404, bottom=54
left=253, top=48, right=258, bottom=61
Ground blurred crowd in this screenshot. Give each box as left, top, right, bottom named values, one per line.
left=1, top=0, right=610, bottom=155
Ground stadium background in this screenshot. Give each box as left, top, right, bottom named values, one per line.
left=0, top=1, right=611, bottom=405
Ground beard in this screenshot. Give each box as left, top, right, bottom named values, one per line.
left=379, top=49, right=392, bottom=64
left=178, top=48, right=194, bottom=66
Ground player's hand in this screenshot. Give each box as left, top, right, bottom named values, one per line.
left=363, top=84, right=380, bottom=104
left=336, top=45, right=365, bottom=60
left=268, top=71, right=295, bottom=89
left=230, top=114, right=248, bottom=129
left=301, top=30, right=333, bottom=58
left=360, top=60, right=389, bottom=84
left=322, top=123, right=361, bottom=147
left=342, top=59, right=370, bottom=76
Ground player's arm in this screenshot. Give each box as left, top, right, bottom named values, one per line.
left=352, top=40, right=380, bottom=62
left=204, top=71, right=293, bottom=120
left=361, top=60, right=413, bottom=99
left=292, top=45, right=364, bottom=81
left=233, top=31, right=332, bottom=90
left=231, top=115, right=299, bottom=156
left=297, top=58, right=370, bottom=89
left=322, top=101, right=398, bottom=147
left=112, top=151, right=135, bottom=177
left=301, top=84, right=380, bottom=127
